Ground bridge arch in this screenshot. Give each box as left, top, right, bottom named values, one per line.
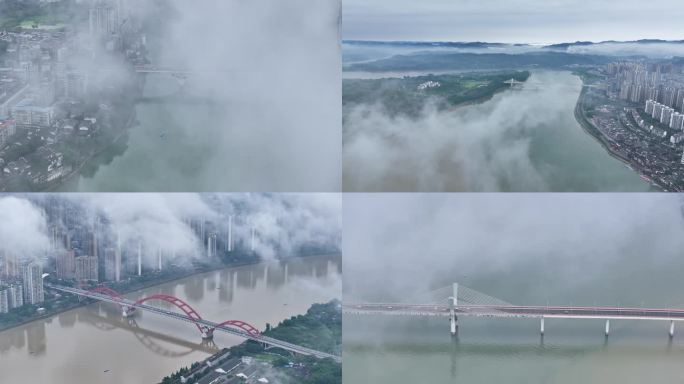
left=88, top=286, right=124, bottom=301
left=134, top=294, right=204, bottom=332
left=209, top=320, right=260, bottom=336
left=83, top=287, right=260, bottom=339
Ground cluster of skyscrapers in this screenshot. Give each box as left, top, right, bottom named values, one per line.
left=645, top=99, right=684, bottom=134
left=609, top=62, right=684, bottom=111
left=607, top=62, right=684, bottom=164
left=0, top=259, right=44, bottom=313
left=0, top=196, right=267, bottom=317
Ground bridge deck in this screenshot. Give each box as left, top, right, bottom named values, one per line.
left=47, top=284, right=340, bottom=362
left=344, top=303, right=684, bottom=321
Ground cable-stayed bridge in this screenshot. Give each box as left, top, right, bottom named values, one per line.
left=343, top=283, right=684, bottom=338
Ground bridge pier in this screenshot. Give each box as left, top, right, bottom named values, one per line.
left=201, top=326, right=214, bottom=340
left=605, top=320, right=610, bottom=336
left=449, top=283, right=458, bottom=336
left=540, top=317, right=545, bottom=335
left=122, top=306, right=136, bottom=318
left=669, top=321, right=675, bottom=338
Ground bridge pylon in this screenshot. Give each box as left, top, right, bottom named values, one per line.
left=449, top=283, right=458, bottom=336
left=669, top=320, right=675, bottom=338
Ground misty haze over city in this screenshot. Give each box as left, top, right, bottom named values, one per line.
left=0, top=193, right=341, bottom=271
left=0, top=0, right=342, bottom=192
left=141, top=0, right=342, bottom=191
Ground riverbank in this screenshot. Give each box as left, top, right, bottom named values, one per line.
left=161, top=300, right=342, bottom=384
left=0, top=253, right=341, bottom=384
left=48, top=107, right=137, bottom=192
left=572, top=82, right=661, bottom=191
left=0, top=253, right=341, bottom=334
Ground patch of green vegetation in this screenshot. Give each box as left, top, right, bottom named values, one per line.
left=0, top=0, right=88, bottom=29
left=636, top=108, right=664, bottom=129
left=461, top=79, right=486, bottom=89
left=161, top=361, right=203, bottom=384
left=0, top=129, right=46, bottom=160
left=168, top=301, right=342, bottom=384
left=572, top=68, right=603, bottom=84
left=343, top=71, right=530, bottom=118
left=262, top=300, right=342, bottom=355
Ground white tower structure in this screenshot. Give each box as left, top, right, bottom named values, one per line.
left=449, top=283, right=458, bottom=335
left=250, top=227, right=256, bottom=252
left=227, top=215, right=233, bottom=252
left=115, top=231, right=121, bottom=282
left=137, top=242, right=142, bottom=276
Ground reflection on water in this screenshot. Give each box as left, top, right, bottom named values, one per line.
left=344, top=267, right=684, bottom=384
left=344, top=315, right=684, bottom=384
left=61, top=74, right=228, bottom=192
left=0, top=255, right=340, bottom=384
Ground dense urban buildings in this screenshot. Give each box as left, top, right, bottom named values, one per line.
left=578, top=60, right=684, bottom=190
left=0, top=284, right=23, bottom=314
left=0, top=193, right=340, bottom=331
left=0, top=0, right=147, bottom=191
left=21, top=262, right=43, bottom=305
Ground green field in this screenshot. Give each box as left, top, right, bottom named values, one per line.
left=19, top=20, right=65, bottom=29
left=343, top=71, right=530, bottom=118
left=0, top=0, right=87, bottom=29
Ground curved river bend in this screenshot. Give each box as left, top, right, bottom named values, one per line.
left=343, top=70, right=651, bottom=192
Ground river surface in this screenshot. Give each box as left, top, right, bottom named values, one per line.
left=343, top=236, right=684, bottom=383
left=343, top=70, right=651, bottom=191
left=58, top=74, right=231, bottom=192
left=0, top=255, right=341, bottom=384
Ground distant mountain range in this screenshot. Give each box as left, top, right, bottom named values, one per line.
left=344, top=39, right=684, bottom=50
left=345, top=51, right=615, bottom=72
left=343, top=39, right=684, bottom=68
left=343, top=40, right=516, bottom=48
left=543, top=39, right=684, bottom=50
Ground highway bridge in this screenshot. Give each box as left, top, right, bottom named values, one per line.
left=47, top=284, right=341, bottom=362
left=133, top=65, right=227, bottom=75
left=343, top=283, right=684, bottom=337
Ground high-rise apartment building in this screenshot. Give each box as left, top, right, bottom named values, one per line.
left=75, top=256, right=99, bottom=282
left=22, top=262, right=44, bottom=305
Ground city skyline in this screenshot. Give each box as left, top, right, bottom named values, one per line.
left=0, top=193, right=341, bottom=293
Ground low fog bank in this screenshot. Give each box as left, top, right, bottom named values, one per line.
left=0, top=197, right=50, bottom=257
left=343, top=72, right=580, bottom=192
left=343, top=194, right=684, bottom=307
left=342, top=42, right=543, bottom=65
left=0, top=193, right=341, bottom=269
left=566, top=42, right=684, bottom=58
left=152, top=0, right=342, bottom=191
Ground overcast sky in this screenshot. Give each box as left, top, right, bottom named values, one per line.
left=343, top=194, right=684, bottom=303
left=343, top=0, right=684, bottom=44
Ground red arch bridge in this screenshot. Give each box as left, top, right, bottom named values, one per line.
left=46, top=284, right=340, bottom=362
